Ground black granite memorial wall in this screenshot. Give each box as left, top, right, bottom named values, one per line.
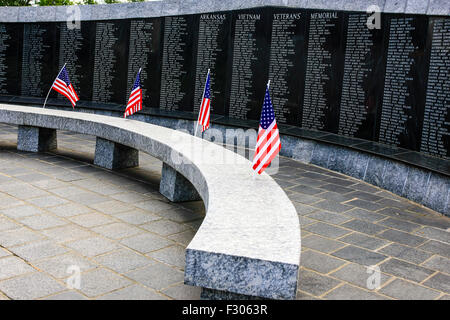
left=338, top=12, right=386, bottom=141
left=268, top=8, right=307, bottom=126
left=0, top=23, right=23, bottom=96
left=160, top=15, right=198, bottom=112
left=302, top=10, right=346, bottom=134
left=127, top=18, right=163, bottom=109
left=21, top=23, right=59, bottom=98
left=227, top=9, right=271, bottom=121
left=0, top=7, right=449, bottom=162
left=193, top=12, right=231, bottom=116
left=92, top=20, right=130, bottom=105
left=420, top=17, right=450, bottom=159
left=378, top=15, right=430, bottom=152
left=58, top=21, right=95, bottom=101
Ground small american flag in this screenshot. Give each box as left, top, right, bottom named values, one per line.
left=197, top=70, right=211, bottom=132
left=252, top=81, right=281, bottom=174
left=124, top=68, right=142, bottom=118
left=52, top=65, right=79, bottom=108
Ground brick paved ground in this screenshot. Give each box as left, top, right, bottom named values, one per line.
left=0, top=123, right=449, bottom=300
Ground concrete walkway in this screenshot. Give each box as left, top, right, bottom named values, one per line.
left=0, top=123, right=448, bottom=300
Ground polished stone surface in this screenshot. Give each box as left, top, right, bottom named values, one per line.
left=17, top=126, right=57, bottom=153
left=0, top=123, right=449, bottom=300
left=405, top=0, right=429, bottom=14
left=427, top=0, right=450, bottom=15
left=159, top=163, right=201, bottom=202
left=17, top=5, right=57, bottom=23
left=0, top=6, right=19, bottom=23
left=94, top=137, right=139, bottom=171
left=185, top=249, right=298, bottom=300
left=383, top=0, right=407, bottom=13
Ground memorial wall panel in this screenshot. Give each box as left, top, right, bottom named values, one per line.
left=301, top=10, right=346, bottom=133
left=228, top=9, right=271, bottom=121
left=420, top=17, right=450, bottom=159
left=58, top=21, right=95, bottom=101
left=267, top=8, right=307, bottom=126
left=160, top=15, right=198, bottom=112
left=193, top=12, right=231, bottom=116
left=127, top=18, right=163, bottom=109
left=378, top=15, right=430, bottom=151
left=0, top=24, right=23, bottom=96
left=92, top=20, right=130, bottom=104
left=21, top=23, right=59, bottom=98
left=338, top=13, right=386, bottom=141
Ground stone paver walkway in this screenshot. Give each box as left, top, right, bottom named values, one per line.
left=0, top=123, right=449, bottom=300
left=275, top=158, right=450, bottom=300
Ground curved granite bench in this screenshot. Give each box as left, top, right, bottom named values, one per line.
left=0, top=104, right=301, bottom=300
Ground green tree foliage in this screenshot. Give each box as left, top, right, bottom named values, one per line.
left=0, top=0, right=32, bottom=6
left=37, top=0, right=73, bottom=5
left=0, top=0, right=74, bottom=5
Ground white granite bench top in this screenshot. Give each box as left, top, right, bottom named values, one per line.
left=0, top=104, right=301, bottom=299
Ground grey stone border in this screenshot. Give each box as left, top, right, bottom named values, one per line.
left=17, top=125, right=57, bottom=152
left=93, top=136, right=139, bottom=170
left=43, top=104, right=449, bottom=217
left=185, top=249, right=299, bottom=300
left=159, top=162, right=202, bottom=202
left=0, top=0, right=448, bottom=23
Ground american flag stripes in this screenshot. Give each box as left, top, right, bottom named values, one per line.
left=252, top=81, right=281, bottom=174
left=51, top=65, right=79, bottom=108
left=197, top=69, right=211, bottom=133
left=124, top=68, right=143, bottom=118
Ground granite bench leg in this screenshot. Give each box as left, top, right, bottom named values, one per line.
left=17, top=125, right=57, bottom=152
left=94, top=137, right=139, bottom=170
left=160, top=163, right=201, bottom=202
